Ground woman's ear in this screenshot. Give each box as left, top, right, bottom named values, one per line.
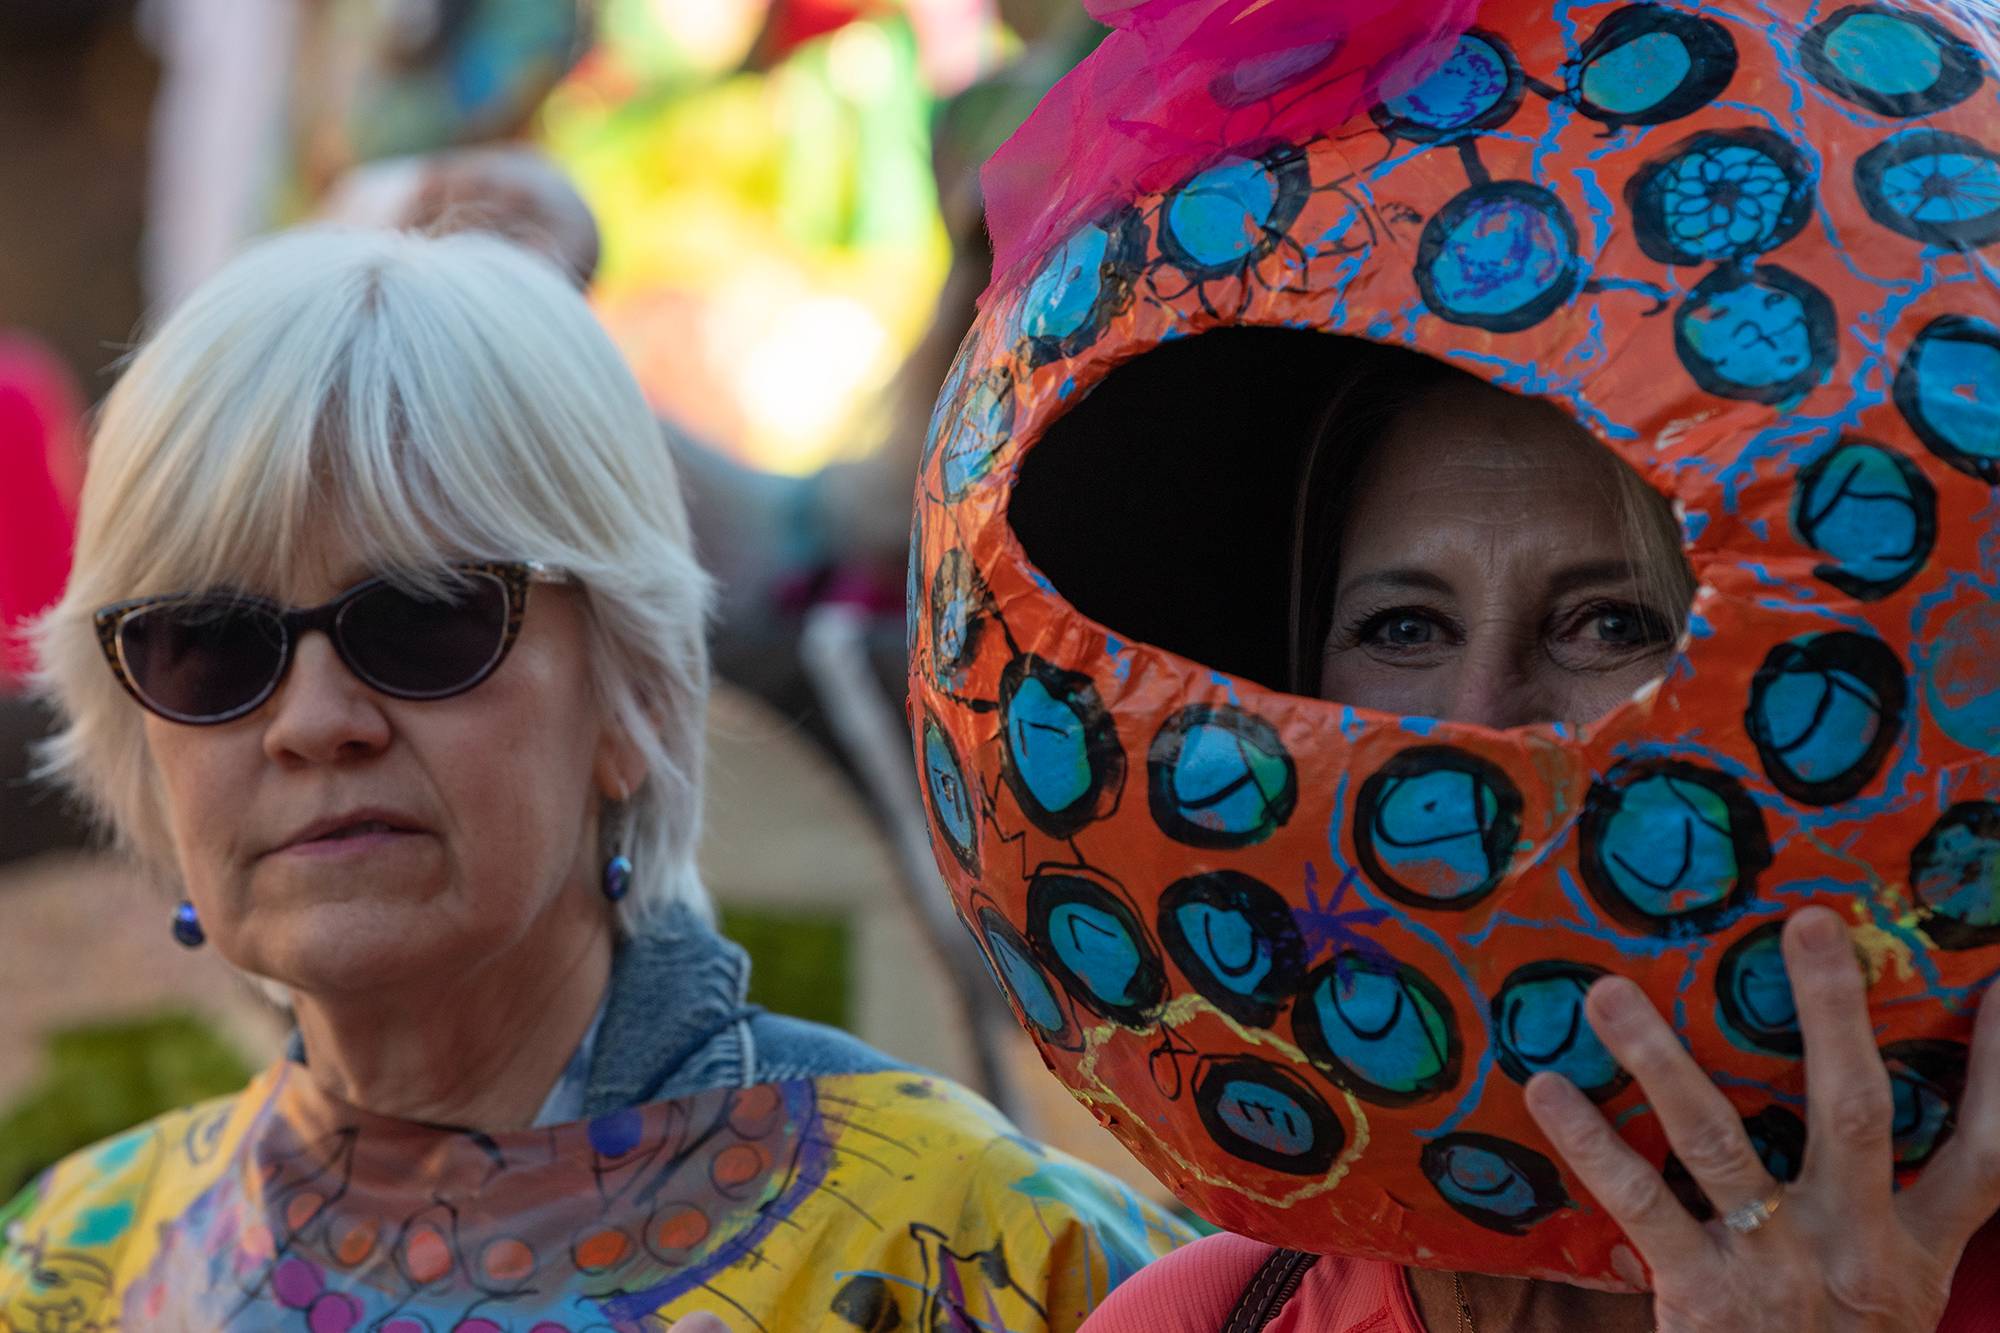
left=594, top=728, right=648, bottom=803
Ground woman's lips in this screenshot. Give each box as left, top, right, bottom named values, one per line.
left=276, top=825, right=427, bottom=860
left=271, top=812, right=431, bottom=860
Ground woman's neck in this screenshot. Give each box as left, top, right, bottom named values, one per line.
left=1408, top=1267, right=1656, bottom=1333
left=288, top=913, right=613, bottom=1131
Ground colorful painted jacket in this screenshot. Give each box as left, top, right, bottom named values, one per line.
left=0, top=912, right=1194, bottom=1331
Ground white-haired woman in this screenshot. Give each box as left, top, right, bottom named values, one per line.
left=0, top=228, right=1191, bottom=1331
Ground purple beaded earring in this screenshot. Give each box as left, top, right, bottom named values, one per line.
left=172, top=900, right=206, bottom=949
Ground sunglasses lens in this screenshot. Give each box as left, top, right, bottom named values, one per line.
left=120, top=601, right=286, bottom=721
left=339, top=573, right=510, bottom=698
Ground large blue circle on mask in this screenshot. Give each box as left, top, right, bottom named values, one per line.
left=1147, top=705, right=1299, bottom=849
left=1570, top=6, right=1738, bottom=127
left=1016, top=209, right=1145, bottom=366
left=1882, top=1039, right=1967, bottom=1169
left=1579, top=760, right=1771, bottom=936
left=1792, top=440, right=1937, bottom=600
left=999, top=655, right=1124, bottom=839
left=1675, top=264, right=1838, bottom=405
left=1193, top=1056, right=1343, bottom=1175
left=1802, top=6, right=1985, bottom=119
left=977, top=905, right=1076, bottom=1048
left=938, top=369, right=1018, bottom=500
left=1158, top=146, right=1311, bottom=280
left=1627, top=128, right=1816, bottom=266
left=922, top=715, right=978, bottom=873
left=1714, top=921, right=1800, bottom=1056
left=1416, top=182, right=1581, bottom=333
left=1292, top=951, right=1462, bottom=1106
left=1372, top=30, right=1524, bottom=141
left=1491, top=961, right=1627, bottom=1099
left=1027, top=870, right=1166, bottom=1027
left=1894, top=315, right=2000, bottom=483
left=1856, top=129, right=2000, bottom=250
left=1420, top=1133, right=1569, bottom=1236
left=1353, top=747, right=1524, bottom=911
left=1158, top=871, right=1308, bottom=1029
left=1745, top=631, right=1908, bottom=806
left=1911, top=802, right=2000, bottom=951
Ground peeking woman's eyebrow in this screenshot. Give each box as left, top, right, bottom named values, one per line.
left=1333, top=568, right=1458, bottom=603
left=1541, top=559, right=1652, bottom=598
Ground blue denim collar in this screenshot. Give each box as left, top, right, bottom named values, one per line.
left=582, top=903, right=761, bottom=1115
left=281, top=904, right=759, bottom=1118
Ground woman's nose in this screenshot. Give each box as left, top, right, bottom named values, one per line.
left=1443, top=638, right=1557, bottom=730
left=260, top=632, right=392, bottom=763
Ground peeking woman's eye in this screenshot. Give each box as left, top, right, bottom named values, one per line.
left=1338, top=606, right=1461, bottom=658
left=1549, top=600, right=1676, bottom=671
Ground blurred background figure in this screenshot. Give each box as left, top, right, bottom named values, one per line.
left=0, top=0, right=1160, bottom=1212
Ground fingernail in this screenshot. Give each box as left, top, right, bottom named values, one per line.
left=1524, top=1071, right=1582, bottom=1119
left=1795, top=908, right=1844, bottom=955
left=1591, top=976, right=1645, bottom=1027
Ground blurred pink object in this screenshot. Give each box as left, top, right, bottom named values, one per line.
left=0, top=334, right=83, bottom=689
left=980, top=0, right=1481, bottom=297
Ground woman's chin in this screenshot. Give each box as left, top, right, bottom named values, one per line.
left=227, top=892, right=478, bottom=999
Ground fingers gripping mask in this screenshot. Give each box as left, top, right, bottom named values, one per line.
left=909, top=0, right=2000, bottom=1283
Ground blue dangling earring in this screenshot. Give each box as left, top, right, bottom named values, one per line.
left=602, top=851, right=632, bottom=903
left=602, top=785, right=632, bottom=903
left=171, top=900, right=206, bottom=949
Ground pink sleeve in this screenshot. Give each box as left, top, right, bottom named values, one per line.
left=1082, top=1231, right=1277, bottom=1332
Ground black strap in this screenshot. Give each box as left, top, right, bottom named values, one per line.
left=1221, top=1247, right=1320, bottom=1333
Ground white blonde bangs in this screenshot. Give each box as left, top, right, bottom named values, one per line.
left=33, top=226, right=716, bottom=931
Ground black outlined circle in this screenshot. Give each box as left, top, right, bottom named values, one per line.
left=1026, top=868, right=1167, bottom=1027
left=1578, top=759, right=1772, bottom=937
left=977, top=904, right=1081, bottom=1051
left=1911, top=801, right=2000, bottom=951
left=1420, top=1133, right=1569, bottom=1235
left=1193, top=1056, right=1344, bottom=1175
left=1627, top=128, right=1816, bottom=266
left=1893, top=315, right=2000, bottom=484
left=921, top=713, right=979, bottom=874
left=1156, top=143, right=1314, bottom=283
left=1713, top=921, right=1801, bottom=1056
left=1792, top=440, right=1938, bottom=600
left=938, top=366, right=1018, bottom=501
left=1157, top=871, right=1308, bottom=1029
left=1882, top=1038, right=1967, bottom=1169
left=1745, top=631, right=1908, bottom=806
left=1292, top=951, right=1463, bottom=1106
left=1570, top=5, right=1739, bottom=129
left=1856, top=129, right=2000, bottom=250
left=1146, top=705, right=1299, bottom=849
left=1352, top=746, right=1524, bottom=912
left=1014, top=207, right=1148, bottom=368
left=1491, top=961, right=1629, bottom=1100
left=998, top=655, right=1126, bottom=839
left=1674, top=264, right=1838, bottom=405
left=1415, top=181, right=1582, bottom=333
left=1801, top=5, right=1985, bottom=119
left=1370, top=29, right=1525, bottom=143
left=928, top=547, right=990, bottom=674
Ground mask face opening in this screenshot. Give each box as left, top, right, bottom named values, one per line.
left=1010, top=327, right=1337, bottom=693
left=1010, top=329, right=1696, bottom=729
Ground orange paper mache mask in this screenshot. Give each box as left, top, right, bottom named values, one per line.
left=909, top=0, right=2000, bottom=1284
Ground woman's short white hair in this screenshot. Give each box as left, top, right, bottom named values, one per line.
left=32, top=226, right=715, bottom=932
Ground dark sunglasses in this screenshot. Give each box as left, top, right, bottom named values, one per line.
left=94, top=561, right=578, bottom=725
